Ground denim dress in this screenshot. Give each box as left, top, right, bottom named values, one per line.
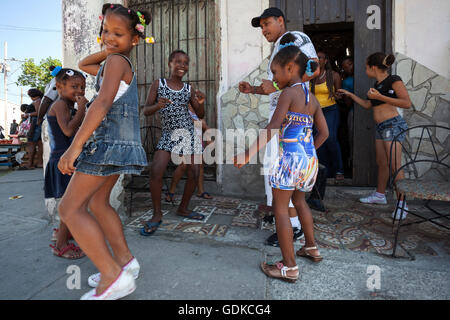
left=76, top=54, right=148, bottom=176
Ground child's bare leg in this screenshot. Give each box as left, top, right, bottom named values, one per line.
left=149, top=150, right=171, bottom=222
left=88, top=174, right=133, bottom=267
left=292, top=190, right=320, bottom=257
left=58, top=172, right=122, bottom=295
left=25, top=142, right=36, bottom=168
left=376, top=139, right=389, bottom=194
left=272, top=188, right=296, bottom=267
left=385, top=140, right=404, bottom=199
left=177, top=155, right=200, bottom=215
left=196, top=163, right=204, bottom=194
left=55, top=221, right=71, bottom=248
left=168, top=163, right=187, bottom=197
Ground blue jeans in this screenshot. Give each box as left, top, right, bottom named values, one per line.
left=316, top=104, right=344, bottom=177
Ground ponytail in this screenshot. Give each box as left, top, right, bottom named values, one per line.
left=367, top=52, right=395, bottom=70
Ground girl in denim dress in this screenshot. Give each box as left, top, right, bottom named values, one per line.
left=338, top=53, right=412, bottom=220
left=57, top=4, right=150, bottom=300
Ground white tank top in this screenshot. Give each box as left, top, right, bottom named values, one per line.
left=99, top=79, right=129, bottom=102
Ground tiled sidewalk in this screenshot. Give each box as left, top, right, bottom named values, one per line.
left=125, top=188, right=450, bottom=259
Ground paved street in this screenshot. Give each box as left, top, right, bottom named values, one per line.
left=0, top=168, right=449, bottom=300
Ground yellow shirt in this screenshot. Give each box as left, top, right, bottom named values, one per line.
left=312, top=81, right=336, bottom=108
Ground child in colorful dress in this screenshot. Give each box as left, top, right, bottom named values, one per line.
left=57, top=3, right=149, bottom=300
left=338, top=53, right=412, bottom=220
left=45, top=68, right=86, bottom=260
left=234, top=33, right=329, bottom=283
left=142, top=50, right=205, bottom=236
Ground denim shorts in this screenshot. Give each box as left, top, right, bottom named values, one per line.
left=375, top=115, right=408, bottom=142
left=76, top=161, right=145, bottom=177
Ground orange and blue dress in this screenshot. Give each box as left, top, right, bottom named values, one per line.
left=269, top=83, right=318, bottom=192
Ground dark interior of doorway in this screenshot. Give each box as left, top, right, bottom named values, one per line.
left=304, top=22, right=354, bottom=179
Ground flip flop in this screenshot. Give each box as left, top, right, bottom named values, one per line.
left=196, top=192, right=213, bottom=199
left=139, top=220, right=163, bottom=236
left=164, top=192, right=175, bottom=203
left=178, top=211, right=206, bottom=221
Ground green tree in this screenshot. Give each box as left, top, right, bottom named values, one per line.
left=16, top=57, right=62, bottom=92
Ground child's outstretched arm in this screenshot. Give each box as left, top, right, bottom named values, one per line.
left=233, top=90, right=291, bottom=168
left=337, top=88, right=372, bottom=109
left=143, top=80, right=172, bottom=116
left=58, top=55, right=127, bottom=175
left=78, top=50, right=108, bottom=76
left=190, top=86, right=205, bottom=119
left=53, top=98, right=87, bottom=137
left=310, top=95, right=329, bottom=150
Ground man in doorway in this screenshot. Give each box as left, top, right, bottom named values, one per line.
left=238, top=7, right=322, bottom=246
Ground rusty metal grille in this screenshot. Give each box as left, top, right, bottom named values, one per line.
left=128, top=0, right=217, bottom=180
left=128, top=0, right=216, bottom=127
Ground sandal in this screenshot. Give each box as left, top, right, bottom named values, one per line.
left=296, top=246, right=323, bottom=262
left=164, top=192, right=175, bottom=203
left=260, top=261, right=299, bottom=283
left=50, top=243, right=85, bottom=260
left=177, top=211, right=205, bottom=221
left=196, top=192, right=213, bottom=199
left=139, top=220, right=163, bottom=236
left=51, top=228, right=73, bottom=242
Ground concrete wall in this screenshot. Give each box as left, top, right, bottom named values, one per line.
left=393, top=0, right=450, bottom=79
left=394, top=53, right=450, bottom=180
left=216, top=0, right=270, bottom=196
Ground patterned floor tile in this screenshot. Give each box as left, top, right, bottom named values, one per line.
left=182, top=205, right=215, bottom=223
left=231, top=210, right=260, bottom=229
left=213, top=208, right=239, bottom=216
left=237, top=203, right=258, bottom=211
left=126, top=210, right=169, bottom=229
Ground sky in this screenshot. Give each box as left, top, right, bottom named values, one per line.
left=0, top=0, right=62, bottom=106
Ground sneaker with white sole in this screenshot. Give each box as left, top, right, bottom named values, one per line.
left=81, top=270, right=136, bottom=300
left=88, top=257, right=140, bottom=288
left=359, top=192, right=387, bottom=204
left=392, top=205, right=408, bottom=220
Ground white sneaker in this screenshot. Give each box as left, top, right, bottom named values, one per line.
left=88, top=257, right=140, bottom=288
left=81, top=270, right=136, bottom=300
left=359, top=192, right=387, bottom=204
left=392, top=205, right=408, bottom=220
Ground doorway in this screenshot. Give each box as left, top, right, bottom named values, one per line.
left=304, top=22, right=354, bottom=180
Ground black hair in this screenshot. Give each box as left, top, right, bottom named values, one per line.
left=27, top=88, right=44, bottom=99
left=99, top=3, right=151, bottom=40
left=55, top=68, right=86, bottom=83
left=169, top=50, right=188, bottom=63
left=342, top=56, right=353, bottom=64
left=311, top=49, right=334, bottom=99
left=20, top=104, right=30, bottom=113
left=272, top=33, right=318, bottom=78
left=49, top=65, right=56, bottom=72
left=367, top=52, right=395, bottom=70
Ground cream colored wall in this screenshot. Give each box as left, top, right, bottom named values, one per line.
left=394, top=0, right=450, bottom=79
left=216, top=0, right=270, bottom=184
left=218, top=0, right=270, bottom=91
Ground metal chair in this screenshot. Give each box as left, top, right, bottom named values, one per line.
left=389, top=125, right=450, bottom=258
